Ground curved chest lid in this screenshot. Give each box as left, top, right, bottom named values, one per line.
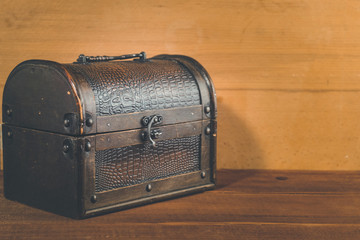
left=3, top=54, right=215, bottom=136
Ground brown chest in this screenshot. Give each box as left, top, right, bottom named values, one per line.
left=2, top=53, right=217, bottom=218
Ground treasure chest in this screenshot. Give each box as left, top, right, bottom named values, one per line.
left=2, top=52, right=217, bottom=218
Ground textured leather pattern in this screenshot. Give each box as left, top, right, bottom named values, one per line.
left=65, top=60, right=201, bottom=116
left=95, top=135, right=201, bottom=192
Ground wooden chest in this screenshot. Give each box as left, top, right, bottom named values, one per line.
left=2, top=52, right=217, bottom=218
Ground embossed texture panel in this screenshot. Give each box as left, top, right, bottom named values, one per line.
left=95, top=135, right=201, bottom=192
left=65, top=60, right=201, bottom=116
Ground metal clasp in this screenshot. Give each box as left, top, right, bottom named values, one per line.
left=141, top=115, right=163, bottom=147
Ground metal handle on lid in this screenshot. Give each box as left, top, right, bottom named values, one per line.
left=76, top=52, right=146, bottom=63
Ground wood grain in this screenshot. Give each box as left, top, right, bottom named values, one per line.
left=217, top=89, right=360, bottom=170
left=1, top=0, right=360, bottom=169
left=2, top=169, right=360, bottom=239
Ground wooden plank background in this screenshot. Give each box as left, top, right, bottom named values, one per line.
left=1, top=0, right=360, bottom=170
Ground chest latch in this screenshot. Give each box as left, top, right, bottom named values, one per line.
left=141, top=115, right=163, bottom=147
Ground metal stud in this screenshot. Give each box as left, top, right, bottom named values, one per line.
left=205, top=127, right=211, bottom=135
left=91, top=195, right=97, bottom=203
left=6, top=108, right=12, bottom=117
left=204, top=106, right=211, bottom=114
left=85, top=141, right=91, bottom=152
left=86, top=118, right=93, bottom=127
left=201, top=171, right=206, bottom=179
left=63, top=144, right=70, bottom=153
left=64, top=118, right=71, bottom=127
left=7, top=130, right=13, bottom=138
left=146, top=183, right=152, bottom=192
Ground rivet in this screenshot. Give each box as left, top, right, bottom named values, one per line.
left=63, top=144, right=70, bottom=153
left=6, top=108, right=12, bottom=116
left=85, top=141, right=91, bottom=152
left=64, top=118, right=71, bottom=127
left=201, top=171, right=206, bottom=178
left=146, top=183, right=152, bottom=192
left=7, top=131, right=13, bottom=138
left=204, top=106, right=211, bottom=114
left=86, top=118, right=93, bottom=127
left=142, top=117, right=149, bottom=126
left=205, top=127, right=211, bottom=135
left=91, top=195, right=97, bottom=203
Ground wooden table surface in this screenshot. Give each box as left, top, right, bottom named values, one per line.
left=1, top=169, right=360, bottom=239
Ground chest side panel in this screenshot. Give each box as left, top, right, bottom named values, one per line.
left=64, top=60, right=201, bottom=116
left=3, top=61, right=82, bottom=135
